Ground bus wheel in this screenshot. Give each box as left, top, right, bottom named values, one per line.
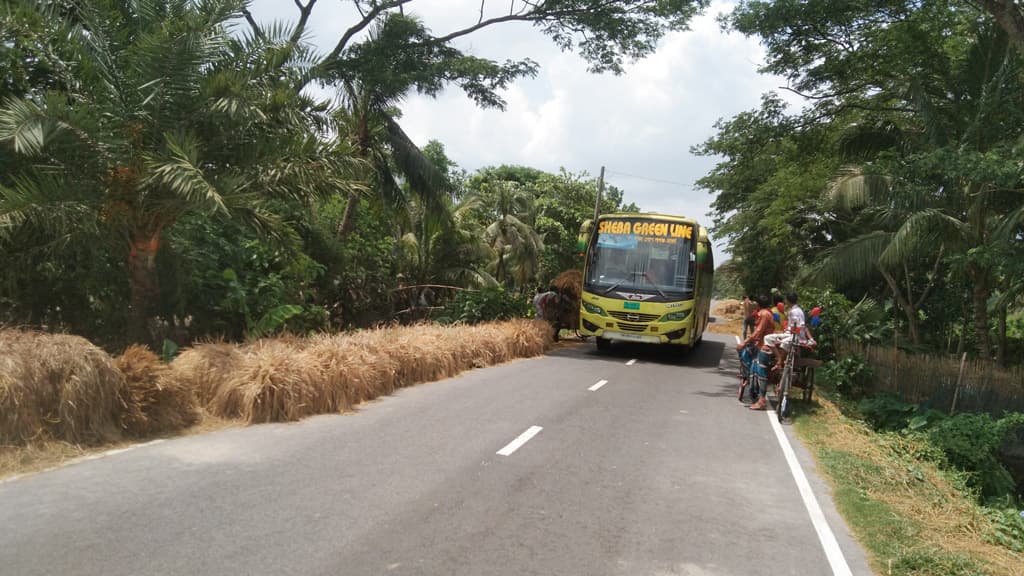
left=596, top=337, right=611, bottom=353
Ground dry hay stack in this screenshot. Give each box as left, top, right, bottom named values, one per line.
left=0, top=330, right=125, bottom=445
left=116, top=345, right=199, bottom=436
left=167, top=319, right=558, bottom=426
left=357, top=325, right=434, bottom=390
left=463, top=323, right=512, bottom=367
left=209, top=340, right=325, bottom=424
left=167, top=342, right=244, bottom=405
left=304, top=333, right=397, bottom=407
left=711, top=299, right=744, bottom=320
left=551, top=269, right=582, bottom=300
left=504, top=319, right=554, bottom=357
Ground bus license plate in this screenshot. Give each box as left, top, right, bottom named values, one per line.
left=604, top=331, right=660, bottom=344
left=623, top=302, right=641, bottom=310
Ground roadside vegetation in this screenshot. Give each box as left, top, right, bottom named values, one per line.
left=795, top=397, right=1023, bottom=576
left=703, top=2, right=1024, bottom=571
left=0, top=0, right=654, bottom=351
left=1, top=0, right=664, bottom=474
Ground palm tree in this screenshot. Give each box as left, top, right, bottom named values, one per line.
left=808, top=168, right=945, bottom=346
left=0, top=0, right=360, bottom=343
left=398, top=194, right=494, bottom=289
left=333, top=15, right=451, bottom=238
left=476, top=181, right=543, bottom=288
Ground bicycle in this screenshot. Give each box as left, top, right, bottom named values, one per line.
left=736, top=342, right=759, bottom=403
left=773, top=326, right=817, bottom=423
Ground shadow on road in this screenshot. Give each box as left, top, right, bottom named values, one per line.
left=572, top=338, right=726, bottom=368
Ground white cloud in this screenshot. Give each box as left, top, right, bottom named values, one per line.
left=246, top=0, right=797, bottom=262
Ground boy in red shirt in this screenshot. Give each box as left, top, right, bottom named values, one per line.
left=737, top=295, right=774, bottom=410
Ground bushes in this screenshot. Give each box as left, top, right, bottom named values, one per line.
left=820, top=355, right=874, bottom=399
left=853, top=389, right=1024, bottom=502
left=437, top=287, right=530, bottom=324
left=928, top=414, right=1019, bottom=500
left=797, top=287, right=890, bottom=358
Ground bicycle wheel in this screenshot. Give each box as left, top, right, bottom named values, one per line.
left=777, top=366, right=792, bottom=423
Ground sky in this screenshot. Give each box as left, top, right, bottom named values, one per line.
left=247, top=0, right=796, bottom=263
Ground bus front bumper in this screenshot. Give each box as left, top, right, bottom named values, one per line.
left=580, top=316, right=689, bottom=344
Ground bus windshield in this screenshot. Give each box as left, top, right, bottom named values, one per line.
left=584, top=218, right=696, bottom=300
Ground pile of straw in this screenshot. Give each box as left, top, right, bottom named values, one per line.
left=116, top=345, right=198, bottom=436
left=184, top=319, right=553, bottom=424
left=0, top=330, right=126, bottom=445
left=711, top=299, right=744, bottom=320
left=166, top=342, right=244, bottom=405
left=1, top=319, right=555, bottom=440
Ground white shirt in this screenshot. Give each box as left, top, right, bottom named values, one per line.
left=788, top=304, right=811, bottom=341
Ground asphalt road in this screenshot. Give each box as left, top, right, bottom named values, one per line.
left=0, top=333, right=873, bottom=576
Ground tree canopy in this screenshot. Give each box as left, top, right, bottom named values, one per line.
left=700, top=0, right=1024, bottom=362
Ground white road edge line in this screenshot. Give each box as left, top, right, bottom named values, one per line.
left=496, top=426, right=543, bottom=456
left=767, top=411, right=853, bottom=576
left=588, top=379, right=608, bottom=392
left=625, top=359, right=637, bottom=366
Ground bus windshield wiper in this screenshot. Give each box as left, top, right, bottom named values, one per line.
left=602, top=281, right=624, bottom=295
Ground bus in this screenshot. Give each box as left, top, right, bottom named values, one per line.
left=577, top=213, right=714, bottom=352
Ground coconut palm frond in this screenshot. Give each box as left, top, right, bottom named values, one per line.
left=0, top=172, right=98, bottom=240
left=383, top=114, right=451, bottom=220
left=143, top=132, right=228, bottom=214
left=0, top=98, right=61, bottom=156
left=805, top=230, right=893, bottom=286
left=828, top=166, right=893, bottom=212
left=880, top=208, right=967, bottom=268
left=995, top=203, right=1024, bottom=241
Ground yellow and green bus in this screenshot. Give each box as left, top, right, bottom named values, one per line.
left=577, top=213, right=714, bottom=353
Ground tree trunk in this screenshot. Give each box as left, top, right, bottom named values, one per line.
left=956, top=297, right=968, bottom=358
left=495, top=249, right=505, bottom=284
left=968, top=264, right=992, bottom=359
left=880, top=268, right=921, bottom=346
left=996, top=303, right=1008, bottom=366
left=337, top=193, right=359, bottom=238
left=975, top=0, right=1024, bottom=55
left=127, top=232, right=161, bottom=345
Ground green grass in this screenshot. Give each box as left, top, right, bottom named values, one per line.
left=793, top=401, right=1012, bottom=576
left=817, top=448, right=986, bottom=575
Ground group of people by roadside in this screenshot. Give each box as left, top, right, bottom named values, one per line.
left=736, top=292, right=816, bottom=410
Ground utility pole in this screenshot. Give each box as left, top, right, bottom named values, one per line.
left=594, top=165, right=605, bottom=221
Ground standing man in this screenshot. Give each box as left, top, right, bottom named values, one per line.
left=737, top=295, right=774, bottom=410
left=533, top=286, right=556, bottom=318
left=533, top=286, right=564, bottom=341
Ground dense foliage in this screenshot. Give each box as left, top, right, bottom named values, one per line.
left=698, top=0, right=1024, bottom=364
left=0, top=0, right=665, bottom=347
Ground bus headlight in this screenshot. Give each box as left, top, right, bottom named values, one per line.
left=582, top=301, right=607, bottom=316
left=659, top=310, right=691, bottom=322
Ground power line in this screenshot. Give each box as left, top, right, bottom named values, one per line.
left=604, top=169, right=693, bottom=189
